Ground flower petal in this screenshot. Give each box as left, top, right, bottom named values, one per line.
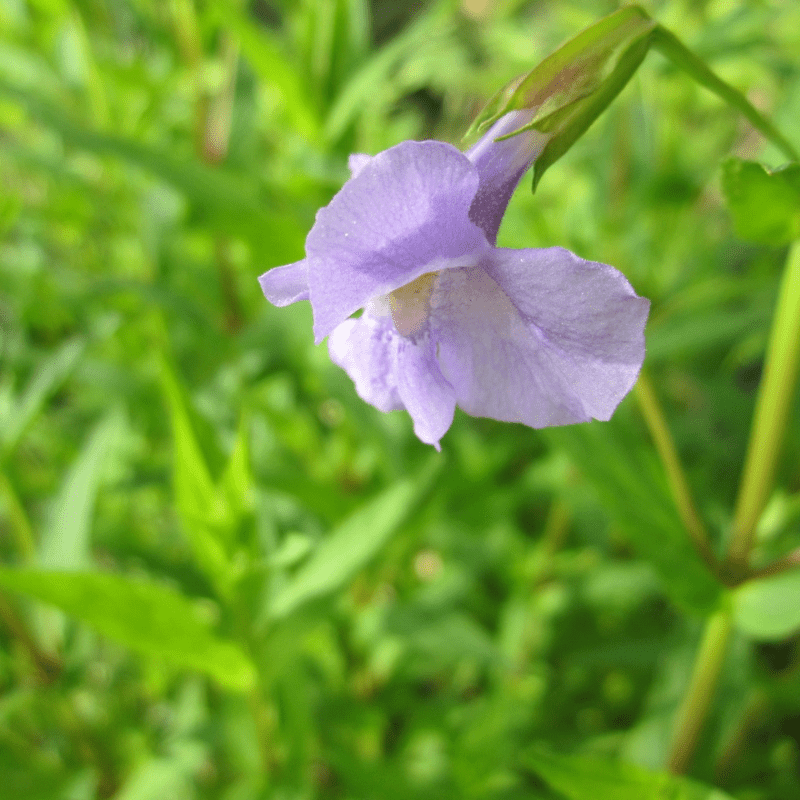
left=328, top=312, right=404, bottom=413
left=306, top=140, right=489, bottom=343
left=259, top=260, right=310, bottom=306
left=395, top=334, right=456, bottom=450
left=348, top=153, right=371, bottom=177
left=432, top=251, right=648, bottom=427
left=465, top=110, right=549, bottom=244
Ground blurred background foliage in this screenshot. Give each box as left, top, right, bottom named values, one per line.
left=1, top=0, right=800, bottom=798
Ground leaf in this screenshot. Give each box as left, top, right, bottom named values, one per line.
left=0, top=749, right=69, bottom=800
left=721, top=158, right=800, bottom=244
left=524, top=747, right=735, bottom=800
left=218, top=411, right=254, bottom=528
left=646, top=303, right=770, bottom=363
left=323, top=1, right=449, bottom=143
left=160, top=357, right=231, bottom=593
left=205, top=0, right=321, bottom=140
left=0, top=78, right=305, bottom=261
left=0, top=568, right=256, bottom=691
left=38, top=409, right=123, bottom=570
left=269, top=457, right=441, bottom=619
left=546, top=419, right=720, bottom=614
left=114, top=759, right=194, bottom=800
left=733, top=570, right=800, bottom=640
left=1, top=336, right=84, bottom=458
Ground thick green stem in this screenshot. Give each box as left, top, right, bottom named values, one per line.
left=666, top=609, right=733, bottom=774
left=727, top=242, right=800, bottom=574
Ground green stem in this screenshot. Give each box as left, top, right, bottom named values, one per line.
left=635, top=371, right=717, bottom=573
left=747, top=546, right=800, bottom=582
left=532, top=498, right=570, bottom=587
left=727, top=242, right=800, bottom=575
left=714, top=689, right=769, bottom=785
left=651, top=25, right=799, bottom=162
left=666, top=609, right=733, bottom=774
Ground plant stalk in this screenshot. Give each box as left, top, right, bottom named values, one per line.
left=635, top=370, right=717, bottom=573
left=666, top=609, right=733, bottom=774
left=727, top=241, right=800, bottom=575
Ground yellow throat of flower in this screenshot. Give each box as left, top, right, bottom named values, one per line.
left=389, top=272, right=437, bottom=337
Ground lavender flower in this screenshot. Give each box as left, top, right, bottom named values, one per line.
left=259, top=112, right=649, bottom=448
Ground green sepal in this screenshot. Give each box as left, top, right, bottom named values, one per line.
left=467, top=6, right=797, bottom=194
left=466, top=7, right=656, bottom=191
left=467, top=7, right=654, bottom=138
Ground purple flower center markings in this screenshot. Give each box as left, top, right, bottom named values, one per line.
left=259, top=111, right=649, bottom=448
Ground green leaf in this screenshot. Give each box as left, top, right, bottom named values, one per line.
left=206, top=0, right=321, bottom=140
left=269, top=457, right=442, bottom=619
left=38, top=409, right=123, bottom=570
left=0, top=78, right=305, bottom=261
left=0, top=749, right=69, bottom=800
left=524, top=747, right=735, bottom=800
left=721, top=158, right=800, bottom=244
left=218, top=411, right=254, bottom=529
left=1, top=336, right=84, bottom=458
left=0, top=568, right=256, bottom=691
left=160, top=357, right=231, bottom=594
left=323, top=1, right=449, bottom=143
left=546, top=419, right=720, bottom=614
left=733, top=570, right=800, bottom=640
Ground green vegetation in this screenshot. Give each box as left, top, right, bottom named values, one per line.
left=2, top=1, right=800, bottom=798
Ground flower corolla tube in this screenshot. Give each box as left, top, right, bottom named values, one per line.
left=259, top=112, right=649, bottom=448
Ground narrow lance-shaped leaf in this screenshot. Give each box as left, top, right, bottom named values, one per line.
left=38, top=409, right=123, bottom=570
left=524, top=746, right=736, bottom=800
left=323, top=1, right=451, bottom=142
left=205, top=0, right=321, bottom=140
left=1, top=337, right=85, bottom=459
left=546, top=420, right=720, bottom=615
left=0, top=568, right=256, bottom=691
left=649, top=25, right=798, bottom=162
left=160, top=357, right=231, bottom=594
left=269, top=456, right=441, bottom=620
left=218, top=410, right=254, bottom=531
